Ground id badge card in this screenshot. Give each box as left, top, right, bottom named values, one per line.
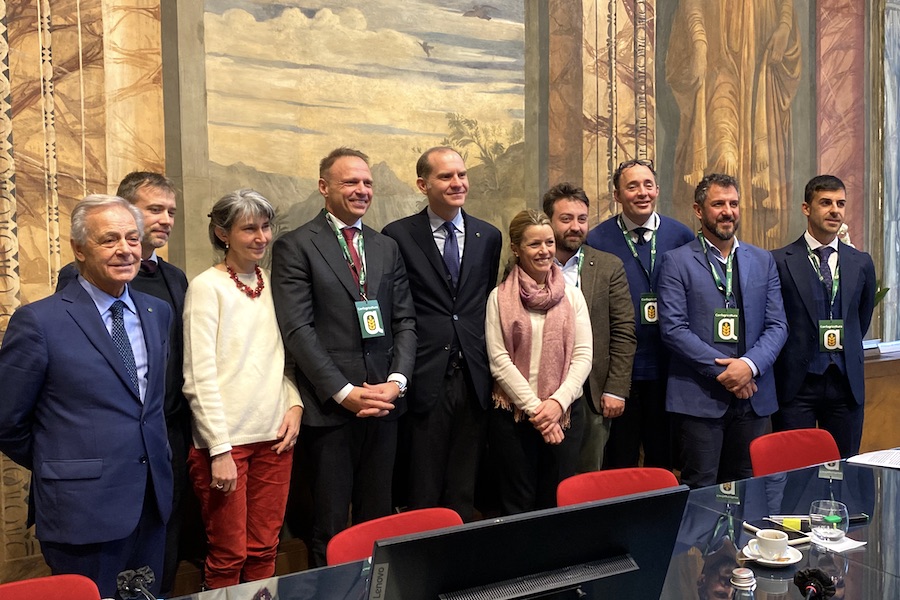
left=714, top=308, right=740, bottom=343
left=819, top=319, right=844, bottom=352
left=356, top=300, right=385, bottom=339
left=640, top=293, right=659, bottom=324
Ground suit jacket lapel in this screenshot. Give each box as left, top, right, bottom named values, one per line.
left=458, top=210, right=483, bottom=291
left=580, top=247, right=598, bottom=298
left=62, top=284, right=141, bottom=400
left=133, top=291, right=163, bottom=407
left=838, top=242, right=861, bottom=319
left=409, top=209, right=451, bottom=292
left=311, top=213, right=362, bottom=299
left=784, top=236, right=819, bottom=325
left=362, top=224, right=384, bottom=299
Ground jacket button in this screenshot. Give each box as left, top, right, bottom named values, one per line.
left=139, top=455, right=148, bottom=464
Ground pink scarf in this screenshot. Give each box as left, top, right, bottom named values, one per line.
left=493, top=263, right=575, bottom=425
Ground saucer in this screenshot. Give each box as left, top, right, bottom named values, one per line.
left=741, top=544, right=803, bottom=567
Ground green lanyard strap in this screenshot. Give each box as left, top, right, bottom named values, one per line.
left=806, top=243, right=840, bottom=319
left=324, top=209, right=367, bottom=299
left=698, top=235, right=735, bottom=308
left=617, top=215, right=656, bottom=287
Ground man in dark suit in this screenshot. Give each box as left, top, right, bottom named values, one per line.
left=585, top=160, right=694, bottom=469
left=543, top=182, right=636, bottom=472
left=57, top=172, right=189, bottom=595
left=382, top=147, right=501, bottom=521
left=272, top=147, right=417, bottom=567
left=0, top=195, right=173, bottom=598
left=657, top=173, right=787, bottom=488
left=772, top=175, right=876, bottom=457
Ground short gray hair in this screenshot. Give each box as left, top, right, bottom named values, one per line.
left=208, top=189, right=276, bottom=252
left=71, top=194, right=143, bottom=247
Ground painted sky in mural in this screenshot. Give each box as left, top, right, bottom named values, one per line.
left=204, top=0, right=525, bottom=181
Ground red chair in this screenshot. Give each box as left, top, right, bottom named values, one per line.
left=556, top=467, right=680, bottom=506
left=0, top=574, right=101, bottom=600
left=749, top=428, right=841, bottom=477
left=326, top=507, right=464, bottom=565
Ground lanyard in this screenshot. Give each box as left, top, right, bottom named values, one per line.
left=575, top=246, right=584, bottom=287
left=617, top=216, right=656, bottom=286
left=806, top=243, right=840, bottom=318
left=698, top=235, right=735, bottom=308
left=324, top=210, right=367, bottom=299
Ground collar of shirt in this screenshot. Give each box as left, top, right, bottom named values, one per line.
left=325, top=211, right=363, bottom=231
left=427, top=206, right=465, bottom=234
left=145, top=250, right=159, bottom=266
left=554, top=251, right=581, bottom=287
left=78, top=276, right=137, bottom=317
left=701, top=235, right=741, bottom=263
left=621, top=211, right=659, bottom=244
left=804, top=230, right=839, bottom=253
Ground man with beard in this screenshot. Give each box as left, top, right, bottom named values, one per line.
left=656, top=173, right=787, bottom=488
left=543, top=183, right=636, bottom=472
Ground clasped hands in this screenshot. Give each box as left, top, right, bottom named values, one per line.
left=344, top=381, right=401, bottom=418
left=530, top=398, right=565, bottom=445
left=715, top=357, right=757, bottom=399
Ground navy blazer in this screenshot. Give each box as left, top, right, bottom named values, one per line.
left=382, top=208, right=501, bottom=412
left=656, top=238, right=788, bottom=418
left=0, top=281, right=173, bottom=545
left=586, top=214, right=694, bottom=380
left=272, top=211, right=417, bottom=427
left=772, top=236, right=876, bottom=406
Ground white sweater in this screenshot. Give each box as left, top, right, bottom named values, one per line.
left=183, top=266, right=302, bottom=456
left=485, top=285, right=593, bottom=415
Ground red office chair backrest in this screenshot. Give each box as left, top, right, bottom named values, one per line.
left=326, top=507, right=464, bottom=565
left=0, top=574, right=101, bottom=600
left=556, top=467, right=680, bottom=506
left=749, top=428, right=841, bottom=477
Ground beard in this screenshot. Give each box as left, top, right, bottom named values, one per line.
left=556, top=232, right=585, bottom=252
left=702, top=216, right=739, bottom=241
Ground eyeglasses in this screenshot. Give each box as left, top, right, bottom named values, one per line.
left=616, top=158, right=655, bottom=172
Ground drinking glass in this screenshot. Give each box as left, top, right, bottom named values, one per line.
left=809, top=500, right=849, bottom=542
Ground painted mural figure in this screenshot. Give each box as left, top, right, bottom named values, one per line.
left=666, top=0, right=802, bottom=247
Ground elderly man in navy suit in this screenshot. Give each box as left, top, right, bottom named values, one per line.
left=382, top=147, right=501, bottom=521
left=657, top=174, right=787, bottom=488
left=772, top=175, right=876, bottom=457
left=0, top=195, right=173, bottom=597
left=57, top=172, right=189, bottom=594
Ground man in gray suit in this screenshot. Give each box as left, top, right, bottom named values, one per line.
left=543, top=182, right=636, bottom=472
left=272, top=147, right=417, bottom=567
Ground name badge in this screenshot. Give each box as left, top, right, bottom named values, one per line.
left=714, top=308, right=740, bottom=343
left=640, top=293, right=658, bottom=324
left=356, top=300, right=385, bottom=339
left=819, top=319, right=844, bottom=352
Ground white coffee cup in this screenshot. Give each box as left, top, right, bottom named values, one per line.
left=748, top=529, right=789, bottom=560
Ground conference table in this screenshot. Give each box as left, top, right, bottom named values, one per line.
left=170, top=461, right=900, bottom=600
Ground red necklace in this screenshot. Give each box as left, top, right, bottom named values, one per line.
left=225, top=262, right=264, bottom=299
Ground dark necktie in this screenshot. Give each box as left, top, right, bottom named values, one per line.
left=342, top=227, right=363, bottom=287
left=442, top=222, right=460, bottom=289
left=634, top=227, right=650, bottom=245
left=815, top=246, right=834, bottom=292
left=110, top=300, right=139, bottom=393
left=634, top=227, right=651, bottom=271
left=140, top=259, right=158, bottom=274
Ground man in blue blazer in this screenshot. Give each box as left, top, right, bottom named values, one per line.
left=382, top=147, right=501, bottom=521
left=585, top=159, right=694, bottom=469
left=657, top=174, right=787, bottom=488
left=772, top=175, right=876, bottom=457
left=0, top=195, right=173, bottom=597
left=57, top=172, right=189, bottom=594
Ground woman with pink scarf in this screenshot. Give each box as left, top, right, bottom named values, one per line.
left=486, top=209, right=593, bottom=515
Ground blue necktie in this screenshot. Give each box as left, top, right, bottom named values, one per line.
left=443, top=222, right=460, bottom=289
left=815, top=246, right=834, bottom=292
left=111, top=300, right=139, bottom=393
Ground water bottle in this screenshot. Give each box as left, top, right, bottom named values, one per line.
left=731, top=567, right=757, bottom=599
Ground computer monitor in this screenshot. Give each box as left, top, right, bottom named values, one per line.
left=366, top=485, right=689, bottom=600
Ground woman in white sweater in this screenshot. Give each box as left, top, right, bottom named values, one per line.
left=486, top=209, right=592, bottom=515
left=183, top=189, right=303, bottom=589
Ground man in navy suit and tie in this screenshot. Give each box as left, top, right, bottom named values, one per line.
left=657, top=174, right=787, bottom=488
left=382, top=147, right=501, bottom=521
left=585, top=160, right=694, bottom=469
left=0, top=195, right=173, bottom=597
left=57, top=172, right=189, bottom=594
left=272, top=147, right=417, bottom=567
left=772, top=175, right=876, bottom=457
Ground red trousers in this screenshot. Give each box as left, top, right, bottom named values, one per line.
left=188, top=442, right=293, bottom=588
